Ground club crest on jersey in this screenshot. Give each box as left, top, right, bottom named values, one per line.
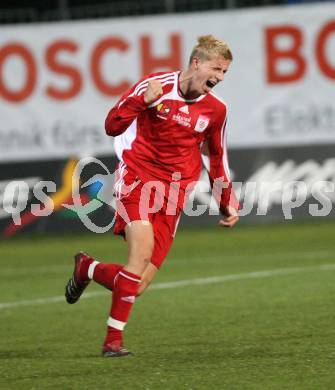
left=157, top=103, right=170, bottom=114
left=156, top=103, right=170, bottom=120
left=195, top=115, right=210, bottom=132
left=156, top=103, right=170, bottom=114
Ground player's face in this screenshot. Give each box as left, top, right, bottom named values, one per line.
left=193, top=55, right=231, bottom=95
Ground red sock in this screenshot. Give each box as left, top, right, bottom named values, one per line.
left=103, top=269, right=141, bottom=347
left=88, top=262, right=123, bottom=291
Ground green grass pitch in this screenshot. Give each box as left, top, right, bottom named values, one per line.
left=1, top=220, right=335, bottom=389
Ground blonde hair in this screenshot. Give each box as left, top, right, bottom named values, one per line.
left=189, top=35, right=233, bottom=64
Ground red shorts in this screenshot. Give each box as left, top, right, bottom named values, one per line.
left=113, top=164, right=181, bottom=269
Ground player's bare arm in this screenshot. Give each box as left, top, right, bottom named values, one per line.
left=144, top=80, right=163, bottom=104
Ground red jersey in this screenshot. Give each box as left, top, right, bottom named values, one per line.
left=105, top=71, right=239, bottom=212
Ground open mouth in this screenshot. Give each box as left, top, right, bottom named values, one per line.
left=206, top=80, right=216, bottom=89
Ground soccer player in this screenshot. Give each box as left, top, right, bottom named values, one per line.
left=65, top=35, right=240, bottom=357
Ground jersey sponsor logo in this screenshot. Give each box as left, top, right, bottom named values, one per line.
left=172, top=113, right=191, bottom=127
left=195, top=115, right=210, bottom=132
left=179, top=105, right=189, bottom=114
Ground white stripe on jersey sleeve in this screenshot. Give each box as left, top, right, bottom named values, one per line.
left=136, top=79, right=175, bottom=97
left=133, top=72, right=175, bottom=95
left=118, top=74, right=175, bottom=108
left=221, top=118, right=231, bottom=182
left=114, top=118, right=138, bottom=161
left=201, top=118, right=231, bottom=183
left=207, top=91, right=231, bottom=182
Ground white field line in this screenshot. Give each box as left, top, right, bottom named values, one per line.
left=168, top=250, right=333, bottom=265
left=1, top=263, right=335, bottom=311
left=1, top=250, right=332, bottom=276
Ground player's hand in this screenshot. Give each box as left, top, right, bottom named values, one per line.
left=144, top=80, right=163, bottom=104
left=219, top=205, right=239, bottom=228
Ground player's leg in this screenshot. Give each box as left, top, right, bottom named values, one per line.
left=65, top=251, right=124, bottom=304
left=65, top=249, right=158, bottom=303
left=136, top=210, right=181, bottom=296
left=65, top=169, right=145, bottom=304
left=137, top=262, right=158, bottom=296
left=102, top=220, right=154, bottom=356
left=124, top=220, right=154, bottom=275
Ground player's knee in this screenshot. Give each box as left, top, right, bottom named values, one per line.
left=127, top=226, right=154, bottom=272
left=141, top=249, right=153, bottom=266
left=128, top=245, right=153, bottom=270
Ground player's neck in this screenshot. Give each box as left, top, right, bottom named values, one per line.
left=179, top=69, right=201, bottom=100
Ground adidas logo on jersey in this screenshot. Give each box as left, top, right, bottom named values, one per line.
left=179, top=105, right=189, bottom=114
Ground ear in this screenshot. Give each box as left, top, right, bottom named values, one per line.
left=193, top=57, right=200, bottom=70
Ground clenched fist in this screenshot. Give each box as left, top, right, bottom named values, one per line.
left=144, top=80, right=163, bottom=104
